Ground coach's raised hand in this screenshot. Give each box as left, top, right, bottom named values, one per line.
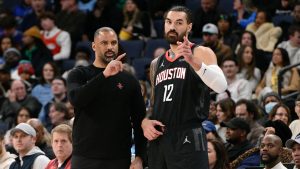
left=103, top=53, right=126, bottom=78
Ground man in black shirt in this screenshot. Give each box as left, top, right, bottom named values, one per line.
left=67, top=27, right=146, bottom=169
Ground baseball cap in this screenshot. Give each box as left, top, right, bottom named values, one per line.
left=11, top=123, right=36, bottom=137
left=202, top=120, right=216, bottom=132
left=286, top=133, right=300, bottom=149
left=221, top=117, right=250, bottom=134
left=202, top=23, right=218, bottom=34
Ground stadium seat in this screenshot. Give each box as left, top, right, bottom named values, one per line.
left=132, top=57, right=153, bottom=80
left=153, top=19, right=164, bottom=38
left=144, top=39, right=169, bottom=58
left=119, top=40, right=144, bottom=62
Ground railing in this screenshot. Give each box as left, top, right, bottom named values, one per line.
left=278, top=62, right=300, bottom=99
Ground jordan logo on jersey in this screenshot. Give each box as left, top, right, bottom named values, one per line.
left=155, top=67, right=186, bottom=85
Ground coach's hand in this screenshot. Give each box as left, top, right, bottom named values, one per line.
left=103, top=53, right=126, bottom=78
left=141, top=118, right=164, bottom=141
left=176, top=36, right=202, bottom=71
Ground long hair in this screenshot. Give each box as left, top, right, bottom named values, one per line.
left=268, top=102, right=291, bottom=125
left=208, top=139, right=230, bottom=169
left=217, top=98, right=236, bottom=122
left=237, top=45, right=256, bottom=80
left=122, top=0, right=141, bottom=27
left=273, top=48, right=290, bottom=67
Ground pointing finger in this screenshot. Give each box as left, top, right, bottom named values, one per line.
left=115, top=53, right=126, bottom=61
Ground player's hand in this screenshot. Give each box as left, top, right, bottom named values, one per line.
left=176, top=36, right=202, bottom=71
left=141, top=118, right=164, bottom=141
left=129, top=156, right=143, bottom=169
left=103, top=53, right=126, bottom=78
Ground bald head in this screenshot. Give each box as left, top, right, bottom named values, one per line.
left=263, top=134, right=282, bottom=147
left=11, top=80, right=27, bottom=100
left=94, top=27, right=117, bottom=40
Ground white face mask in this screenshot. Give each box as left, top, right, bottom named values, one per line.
left=264, top=102, right=278, bottom=114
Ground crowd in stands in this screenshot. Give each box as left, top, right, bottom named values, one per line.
left=0, top=0, right=300, bottom=168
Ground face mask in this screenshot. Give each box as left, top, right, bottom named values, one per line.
left=264, top=102, right=278, bottom=114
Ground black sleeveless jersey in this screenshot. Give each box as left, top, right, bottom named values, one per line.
left=151, top=50, right=210, bottom=127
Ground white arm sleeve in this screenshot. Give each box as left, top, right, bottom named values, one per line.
left=196, top=63, right=227, bottom=93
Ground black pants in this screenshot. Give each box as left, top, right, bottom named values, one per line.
left=147, top=127, right=209, bottom=169
left=71, top=155, right=131, bottom=169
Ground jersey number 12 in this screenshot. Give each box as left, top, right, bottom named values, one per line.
left=163, top=84, right=173, bottom=102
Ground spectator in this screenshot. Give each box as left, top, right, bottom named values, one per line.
left=55, top=0, right=86, bottom=46
left=9, top=123, right=50, bottom=169
left=235, top=99, right=264, bottom=146
left=17, top=60, right=37, bottom=92
left=15, top=106, right=31, bottom=125
left=27, top=118, right=54, bottom=159
left=222, top=117, right=260, bottom=168
left=260, top=134, right=287, bottom=169
left=255, top=48, right=299, bottom=99
left=0, top=131, right=16, bottom=169
left=45, top=124, right=72, bottom=169
left=41, top=76, right=68, bottom=129
left=48, top=102, right=70, bottom=131
left=268, top=103, right=291, bottom=125
left=31, top=62, right=59, bottom=107
left=20, top=0, right=47, bottom=31
left=232, top=0, right=253, bottom=30
left=83, top=0, right=123, bottom=41
left=285, top=133, right=300, bottom=169
left=217, top=13, right=239, bottom=50
left=217, top=57, right=252, bottom=102
left=246, top=9, right=282, bottom=52
left=21, top=26, right=53, bottom=77
left=0, top=36, right=14, bottom=60
left=236, top=45, right=261, bottom=92
left=119, top=0, right=152, bottom=40
left=0, top=13, right=23, bottom=47
left=207, top=139, right=230, bottom=169
left=2, top=47, right=22, bottom=80
left=40, top=11, right=71, bottom=62
left=215, top=98, right=236, bottom=142
left=201, top=23, right=232, bottom=66
left=289, top=94, right=300, bottom=139
left=262, top=92, right=281, bottom=115
left=202, top=120, right=223, bottom=143
left=234, top=30, right=269, bottom=74
left=277, top=25, right=300, bottom=70
left=0, top=80, right=42, bottom=128
left=192, top=0, right=220, bottom=38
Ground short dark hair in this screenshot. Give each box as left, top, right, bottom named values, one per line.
left=94, top=27, right=117, bottom=39
left=39, top=11, right=56, bottom=22
left=164, top=6, right=193, bottom=24
left=288, top=25, right=300, bottom=36
left=50, top=102, right=70, bottom=120
left=52, top=76, right=67, bottom=87
left=236, top=99, right=260, bottom=120
left=221, top=57, right=238, bottom=66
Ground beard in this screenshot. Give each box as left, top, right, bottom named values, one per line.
left=261, top=154, right=279, bottom=165
left=101, top=50, right=117, bottom=64
left=164, top=30, right=185, bottom=45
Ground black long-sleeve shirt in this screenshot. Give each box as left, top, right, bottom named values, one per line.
left=67, top=65, right=146, bottom=159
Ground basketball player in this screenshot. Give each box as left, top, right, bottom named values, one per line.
left=141, top=6, right=227, bottom=169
